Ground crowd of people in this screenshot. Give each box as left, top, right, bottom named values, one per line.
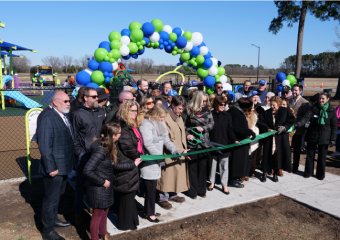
left=37, top=79, right=338, bottom=240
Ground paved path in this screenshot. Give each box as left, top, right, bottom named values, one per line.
left=69, top=165, right=340, bottom=236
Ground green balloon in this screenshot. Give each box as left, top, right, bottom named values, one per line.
left=108, top=31, right=121, bottom=42
left=141, top=40, right=146, bottom=45
left=128, top=42, right=138, bottom=54
left=183, top=31, right=192, bottom=41
left=215, top=77, right=221, bottom=83
left=108, top=52, right=113, bottom=58
left=91, top=70, right=105, bottom=85
left=151, top=19, right=163, bottom=33
left=151, top=42, right=155, bottom=47
left=129, top=21, right=142, bottom=31
left=184, top=66, right=189, bottom=71
left=99, top=84, right=106, bottom=88
left=217, top=67, right=225, bottom=76
left=286, top=75, right=296, bottom=81
left=172, top=51, right=177, bottom=55
left=196, top=55, right=205, bottom=64
left=154, top=42, right=160, bottom=47
left=110, top=49, right=121, bottom=59
left=206, top=87, right=214, bottom=95
left=104, top=56, right=109, bottom=61
left=110, top=40, right=121, bottom=50
left=169, top=33, right=177, bottom=42
left=197, top=67, right=209, bottom=78
left=193, top=62, right=197, bottom=67
left=138, top=45, right=144, bottom=50
left=109, top=58, right=115, bottom=63
left=181, top=52, right=190, bottom=61
left=94, top=48, right=108, bottom=63
left=130, top=29, right=144, bottom=42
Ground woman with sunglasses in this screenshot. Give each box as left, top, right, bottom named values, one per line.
left=139, top=96, right=155, bottom=122
left=115, top=101, right=144, bottom=230
left=184, top=91, right=214, bottom=199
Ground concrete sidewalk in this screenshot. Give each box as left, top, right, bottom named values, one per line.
left=69, top=166, right=340, bottom=236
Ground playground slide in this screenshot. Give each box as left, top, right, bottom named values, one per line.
left=4, top=91, right=42, bottom=108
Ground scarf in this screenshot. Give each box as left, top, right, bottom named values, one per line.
left=132, top=128, right=144, bottom=154
left=317, top=101, right=329, bottom=125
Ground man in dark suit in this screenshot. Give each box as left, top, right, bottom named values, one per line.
left=37, top=92, right=74, bottom=240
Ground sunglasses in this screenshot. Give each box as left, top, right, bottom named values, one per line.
left=62, top=100, right=71, bottom=103
left=219, top=103, right=226, bottom=106
left=86, top=95, right=98, bottom=99
left=147, top=101, right=155, bottom=106
left=217, top=86, right=223, bottom=89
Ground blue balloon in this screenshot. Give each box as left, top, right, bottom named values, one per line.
left=99, top=61, right=113, bottom=73
left=277, top=84, right=283, bottom=92
left=176, top=36, right=187, bottom=48
left=177, top=63, right=181, bottom=66
left=104, top=77, right=111, bottom=83
left=190, top=46, right=200, bottom=57
left=98, top=41, right=111, bottom=52
left=121, top=29, right=131, bottom=37
left=203, top=58, right=213, bottom=69
left=166, top=45, right=172, bottom=51
left=276, top=72, right=286, bottom=83
left=168, top=40, right=172, bottom=44
left=198, top=42, right=206, bottom=48
left=172, top=27, right=182, bottom=37
left=159, top=31, right=170, bottom=41
left=132, top=54, right=138, bottom=59
left=159, top=44, right=164, bottom=49
left=122, top=54, right=130, bottom=60
left=203, top=76, right=216, bottom=88
left=88, top=60, right=100, bottom=71
left=103, top=72, right=108, bottom=77
left=218, top=61, right=222, bottom=67
left=179, top=58, right=184, bottom=64
left=76, top=70, right=91, bottom=85
left=86, top=82, right=99, bottom=89
left=143, top=37, right=149, bottom=46
left=109, top=73, right=113, bottom=78
left=138, top=47, right=145, bottom=54
left=171, top=43, right=176, bottom=48
left=142, top=22, right=155, bottom=37
left=227, top=90, right=234, bottom=101
left=164, top=41, right=168, bottom=46
left=159, top=39, right=164, bottom=44
left=204, top=52, right=212, bottom=59
left=193, top=67, right=198, bottom=70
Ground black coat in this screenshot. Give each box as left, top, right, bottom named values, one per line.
left=295, top=104, right=337, bottom=145
left=257, top=107, right=295, bottom=173
left=69, top=99, right=82, bottom=115
left=83, top=141, right=114, bottom=209
left=105, top=101, right=120, bottom=123
left=209, top=110, right=236, bottom=158
left=227, top=105, right=254, bottom=179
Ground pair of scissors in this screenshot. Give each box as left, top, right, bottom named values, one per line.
left=188, top=127, right=224, bottom=155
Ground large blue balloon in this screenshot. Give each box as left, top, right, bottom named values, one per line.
left=86, top=82, right=99, bottom=89
left=190, top=46, right=200, bottom=57
left=142, top=22, right=155, bottom=37
left=143, top=37, right=150, bottom=46
left=98, top=41, right=111, bottom=53
left=204, top=52, right=212, bottom=59
left=76, top=70, right=91, bottom=85
left=276, top=72, right=286, bottom=83
left=227, top=90, right=234, bottom=101
left=99, top=61, right=113, bottom=73
left=88, top=60, right=100, bottom=71
left=121, top=29, right=131, bottom=37
left=203, top=76, right=216, bottom=88
left=277, top=84, right=283, bottom=92
left=172, top=27, right=182, bottom=37
left=203, top=58, right=213, bottom=69
left=159, top=31, right=170, bottom=41
left=176, top=36, right=187, bottom=48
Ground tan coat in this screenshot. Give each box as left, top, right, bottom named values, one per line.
left=156, top=109, right=190, bottom=193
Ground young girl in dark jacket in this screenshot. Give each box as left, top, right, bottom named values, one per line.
left=84, top=122, right=142, bottom=239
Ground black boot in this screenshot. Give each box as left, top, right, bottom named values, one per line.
left=260, top=173, right=267, bottom=182
left=273, top=171, right=279, bottom=182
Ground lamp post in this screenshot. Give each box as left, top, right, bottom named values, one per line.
left=251, top=44, right=260, bottom=83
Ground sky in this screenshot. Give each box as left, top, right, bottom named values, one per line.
left=0, top=1, right=339, bottom=69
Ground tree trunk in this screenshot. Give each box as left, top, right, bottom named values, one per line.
left=295, top=3, right=308, bottom=78
left=334, top=69, right=340, bottom=99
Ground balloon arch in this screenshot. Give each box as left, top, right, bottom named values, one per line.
left=75, top=19, right=231, bottom=94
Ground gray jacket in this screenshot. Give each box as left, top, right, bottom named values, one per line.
left=139, top=119, right=178, bottom=180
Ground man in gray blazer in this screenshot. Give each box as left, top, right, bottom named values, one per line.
left=37, top=92, right=74, bottom=240
left=289, top=84, right=310, bottom=173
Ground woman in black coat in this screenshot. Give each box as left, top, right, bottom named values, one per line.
left=294, top=92, right=337, bottom=180
left=228, top=98, right=256, bottom=188
left=208, top=96, right=238, bottom=194
left=257, top=96, right=295, bottom=183
left=84, top=122, right=142, bottom=240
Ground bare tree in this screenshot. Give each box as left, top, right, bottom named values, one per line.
left=334, top=26, right=340, bottom=50
left=76, top=54, right=91, bottom=69
left=61, top=55, right=73, bottom=73
left=13, top=55, right=31, bottom=73
left=41, top=56, right=62, bottom=71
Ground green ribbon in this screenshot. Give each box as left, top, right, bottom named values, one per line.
left=140, top=126, right=295, bottom=161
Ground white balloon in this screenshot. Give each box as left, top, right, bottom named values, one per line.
left=184, top=42, right=193, bottom=51
left=117, top=58, right=122, bottom=63
left=220, top=75, right=228, bottom=84
left=120, top=36, right=130, bottom=46
left=190, top=32, right=203, bottom=46
left=282, top=80, right=290, bottom=87
left=208, top=66, right=218, bottom=76
left=200, top=46, right=208, bottom=56
left=223, top=83, right=232, bottom=91
left=162, top=25, right=172, bottom=34
left=181, top=29, right=184, bottom=36
left=84, top=68, right=93, bottom=76
left=150, top=32, right=160, bottom=42
left=183, top=62, right=188, bottom=67
left=119, top=45, right=130, bottom=56
left=211, top=58, right=218, bottom=67
left=112, top=62, right=118, bottom=71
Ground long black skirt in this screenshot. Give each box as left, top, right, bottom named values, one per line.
left=117, top=191, right=139, bottom=231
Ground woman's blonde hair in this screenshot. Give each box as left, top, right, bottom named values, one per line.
left=145, top=103, right=168, bottom=121
left=187, top=91, right=210, bottom=116
left=117, top=101, right=142, bottom=128
left=93, top=122, right=120, bottom=164
left=140, top=95, right=155, bottom=113
left=270, top=96, right=283, bottom=107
